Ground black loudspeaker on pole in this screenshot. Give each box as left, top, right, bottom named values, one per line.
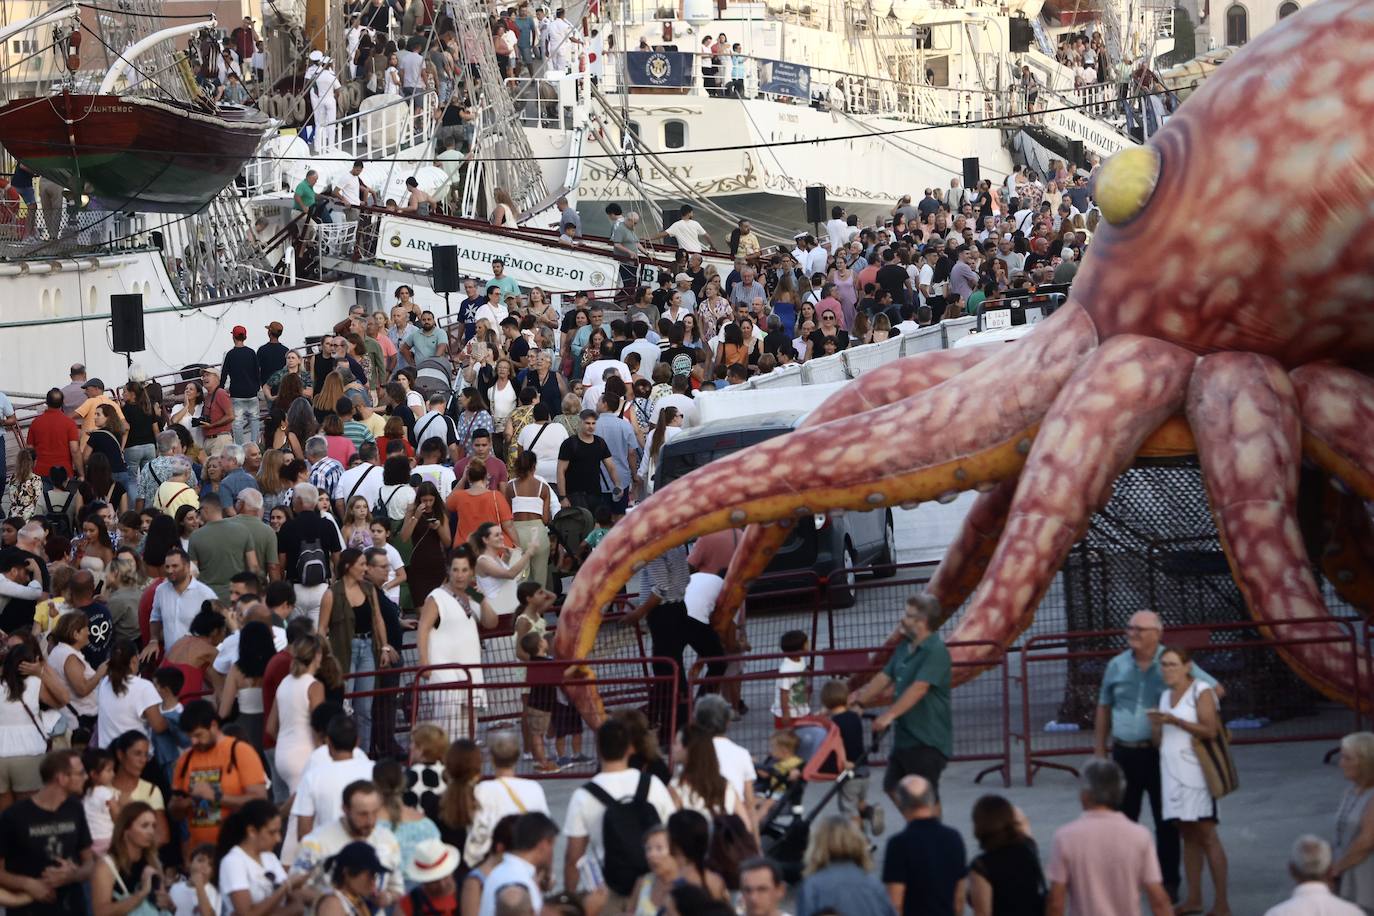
left=962, top=157, right=980, bottom=190
left=430, top=245, right=460, bottom=294
left=1008, top=16, right=1034, bottom=52
left=110, top=294, right=146, bottom=355
left=804, top=185, right=827, bottom=226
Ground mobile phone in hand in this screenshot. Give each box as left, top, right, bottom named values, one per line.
left=465, top=586, right=485, bottom=603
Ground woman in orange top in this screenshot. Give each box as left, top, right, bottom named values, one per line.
left=444, top=461, right=516, bottom=548
left=714, top=323, right=749, bottom=370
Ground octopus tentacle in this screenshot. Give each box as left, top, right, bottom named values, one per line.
left=946, top=335, right=1198, bottom=673
left=1291, top=363, right=1374, bottom=501
left=1317, top=485, right=1374, bottom=621
left=713, top=347, right=998, bottom=629
left=1187, top=353, right=1370, bottom=714
left=554, top=302, right=1101, bottom=662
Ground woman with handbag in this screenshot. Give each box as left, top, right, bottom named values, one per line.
left=319, top=549, right=399, bottom=753
left=0, top=642, right=70, bottom=809
left=1151, top=646, right=1231, bottom=916
left=90, top=801, right=174, bottom=915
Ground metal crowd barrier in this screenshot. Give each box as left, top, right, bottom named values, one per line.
left=1016, top=616, right=1366, bottom=786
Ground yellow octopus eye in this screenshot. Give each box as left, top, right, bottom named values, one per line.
left=1094, top=146, right=1162, bottom=226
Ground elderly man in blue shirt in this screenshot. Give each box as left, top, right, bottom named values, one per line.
left=1094, top=609, right=1220, bottom=903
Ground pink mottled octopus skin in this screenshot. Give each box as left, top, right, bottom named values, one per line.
left=557, top=0, right=1374, bottom=714
left=713, top=347, right=996, bottom=629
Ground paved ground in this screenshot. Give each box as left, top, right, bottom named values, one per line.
left=534, top=738, right=1349, bottom=913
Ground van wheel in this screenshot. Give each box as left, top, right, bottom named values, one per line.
left=828, top=543, right=859, bottom=608
left=871, top=513, right=897, bottom=578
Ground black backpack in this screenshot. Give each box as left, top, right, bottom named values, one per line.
left=296, top=536, right=328, bottom=586
left=42, top=486, right=74, bottom=539
left=582, top=770, right=661, bottom=895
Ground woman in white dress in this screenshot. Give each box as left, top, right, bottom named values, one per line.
left=266, top=634, right=326, bottom=797
left=1151, top=646, right=1230, bottom=916
left=471, top=521, right=529, bottom=616
left=418, top=548, right=497, bottom=742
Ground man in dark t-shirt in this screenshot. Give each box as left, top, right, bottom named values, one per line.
left=882, top=775, right=967, bottom=916
left=556, top=410, right=620, bottom=513
left=0, top=749, right=94, bottom=916
left=69, top=571, right=112, bottom=668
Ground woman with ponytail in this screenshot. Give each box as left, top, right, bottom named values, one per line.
left=217, top=798, right=308, bottom=915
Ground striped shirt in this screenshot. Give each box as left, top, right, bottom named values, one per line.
left=644, top=545, right=691, bottom=603
left=342, top=419, right=376, bottom=449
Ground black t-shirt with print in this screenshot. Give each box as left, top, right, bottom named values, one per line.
left=0, top=796, right=93, bottom=915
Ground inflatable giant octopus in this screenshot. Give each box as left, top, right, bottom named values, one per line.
left=555, top=0, right=1374, bottom=718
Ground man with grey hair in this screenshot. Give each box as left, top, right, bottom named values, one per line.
left=882, top=774, right=966, bottom=915
left=493, top=884, right=534, bottom=916
left=231, top=489, right=280, bottom=582
left=152, top=456, right=200, bottom=514
left=1264, top=835, right=1361, bottom=915
left=217, top=443, right=257, bottom=511
left=138, top=429, right=199, bottom=510
left=276, top=482, right=340, bottom=626
left=850, top=592, right=953, bottom=801
left=305, top=434, right=344, bottom=501
left=466, top=730, right=549, bottom=864
left=1046, top=758, right=1172, bottom=916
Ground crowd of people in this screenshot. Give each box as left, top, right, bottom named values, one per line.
left=0, top=167, right=1371, bottom=915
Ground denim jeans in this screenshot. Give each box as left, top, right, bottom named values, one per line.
left=124, top=443, right=156, bottom=487
left=231, top=397, right=260, bottom=445
left=350, top=636, right=376, bottom=752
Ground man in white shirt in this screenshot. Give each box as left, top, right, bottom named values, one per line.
left=580, top=357, right=632, bottom=388
left=650, top=205, right=713, bottom=253
left=413, top=395, right=458, bottom=458
left=292, top=714, right=376, bottom=838
left=795, top=234, right=828, bottom=277
left=650, top=378, right=697, bottom=425
left=621, top=321, right=660, bottom=370
left=144, top=548, right=217, bottom=659
left=563, top=719, right=677, bottom=895
left=293, top=781, right=404, bottom=900
left=413, top=439, right=458, bottom=496
left=1263, top=835, right=1363, bottom=916
left=396, top=37, right=425, bottom=96
left=332, top=442, right=384, bottom=517
left=516, top=407, right=570, bottom=481
left=311, top=58, right=341, bottom=151
left=466, top=731, right=550, bottom=864
left=331, top=159, right=371, bottom=216
left=824, top=206, right=850, bottom=254
left=480, top=813, right=559, bottom=916
left=212, top=600, right=287, bottom=677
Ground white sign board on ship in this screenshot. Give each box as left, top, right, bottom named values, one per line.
left=374, top=215, right=636, bottom=293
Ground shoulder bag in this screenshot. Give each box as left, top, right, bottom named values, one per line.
left=1190, top=683, right=1238, bottom=799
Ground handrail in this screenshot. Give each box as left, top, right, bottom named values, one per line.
left=598, top=49, right=1013, bottom=127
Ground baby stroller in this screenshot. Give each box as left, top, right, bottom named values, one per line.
left=413, top=356, right=455, bottom=400
left=757, top=715, right=879, bottom=884
left=548, top=506, right=596, bottom=591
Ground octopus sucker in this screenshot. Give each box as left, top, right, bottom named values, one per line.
left=556, top=0, right=1374, bottom=718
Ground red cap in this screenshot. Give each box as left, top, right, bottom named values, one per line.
left=231, top=325, right=248, bottom=338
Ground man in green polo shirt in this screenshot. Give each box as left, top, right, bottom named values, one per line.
left=294, top=170, right=318, bottom=215
left=851, top=592, right=953, bottom=802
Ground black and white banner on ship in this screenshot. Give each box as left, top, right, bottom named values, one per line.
left=374, top=215, right=655, bottom=293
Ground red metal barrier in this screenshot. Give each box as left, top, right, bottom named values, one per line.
left=403, top=657, right=681, bottom=779
left=1017, top=617, right=1365, bottom=786
left=687, top=645, right=1011, bottom=788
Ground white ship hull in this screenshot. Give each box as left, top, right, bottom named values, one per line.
left=0, top=249, right=358, bottom=394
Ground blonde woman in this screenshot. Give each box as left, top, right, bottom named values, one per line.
left=795, top=815, right=893, bottom=916
left=1333, top=731, right=1374, bottom=909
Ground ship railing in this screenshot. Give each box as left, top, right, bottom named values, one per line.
left=503, top=72, right=586, bottom=130
left=599, top=50, right=1012, bottom=127
left=324, top=91, right=440, bottom=159
left=0, top=202, right=152, bottom=260
left=242, top=146, right=283, bottom=198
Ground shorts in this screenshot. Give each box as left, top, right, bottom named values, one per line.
left=837, top=773, right=870, bottom=817
left=525, top=705, right=552, bottom=738
left=0, top=753, right=44, bottom=794
left=883, top=744, right=947, bottom=799
left=600, top=489, right=629, bottom=515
